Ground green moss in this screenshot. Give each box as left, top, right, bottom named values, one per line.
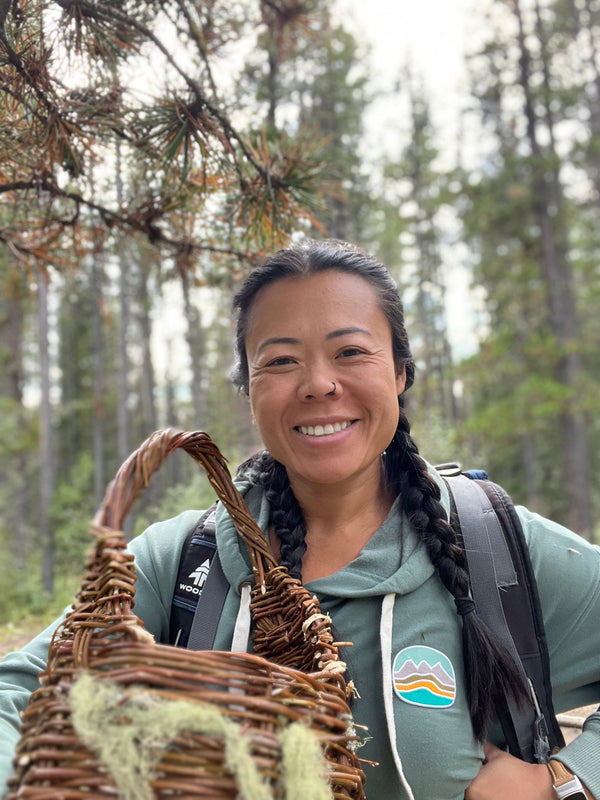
left=279, top=723, right=333, bottom=800
left=69, top=672, right=334, bottom=800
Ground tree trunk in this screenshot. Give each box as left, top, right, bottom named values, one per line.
left=91, top=248, right=106, bottom=507
left=116, top=144, right=130, bottom=467
left=514, top=0, right=594, bottom=538
left=137, top=264, right=157, bottom=435
left=164, top=339, right=183, bottom=487
left=0, top=261, right=28, bottom=570
left=575, top=0, right=600, bottom=201
left=180, top=268, right=204, bottom=429
left=136, top=261, right=160, bottom=510
left=522, top=432, right=539, bottom=512
left=37, top=270, right=55, bottom=594
left=115, top=142, right=133, bottom=538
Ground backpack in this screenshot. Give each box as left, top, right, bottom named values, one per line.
left=169, top=465, right=565, bottom=764
left=169, top=504, right=225, bottom=651
left=436, top=464, right=564, bottom=763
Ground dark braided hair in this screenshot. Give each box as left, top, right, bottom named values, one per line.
left=231, top=238, right=527, bottom=739
left=250, top=450, right=307, bottom=580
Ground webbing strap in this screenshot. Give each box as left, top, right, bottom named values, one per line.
left=187, top=508, right=230, bottom=651
left=451, top=475, right=518, bottom=593
left=449, top=475, right=537, bottom=761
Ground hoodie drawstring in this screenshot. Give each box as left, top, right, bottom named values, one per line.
left=231, top=582, right=252, bottom=652
left=381, top=593, right=415, bottom=800
left=231, top=587, right=415, bottom=797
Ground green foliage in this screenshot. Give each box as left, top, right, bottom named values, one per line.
left=377, top=77, right=457, bottom=429
left=238, top=8, right=372, bottom=242
left=0, top=555, right=77, bottom=625
left=0, top=395, right=37, bottom=456
left=410, top=408, right=462, bottom=469
left=0, top=0, right=335, bottom=269
left=50, top=451, right=97, bottom=578
left=451, top=0, right=600, bottom=534
left=133, top=471, right=219, bottom=539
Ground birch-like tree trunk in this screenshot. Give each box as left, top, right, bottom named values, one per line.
left=91, top=246, right=106, bottom=507
left=137, top=263, right=157, bottom=436
left=116, top=143, right=130, bottom=468
left=180, top=267, right=204, bottom=429
left=37, top=270, right=55, bottom=593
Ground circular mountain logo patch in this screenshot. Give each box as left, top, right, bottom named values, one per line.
left=392, top=645, right=456, bottom=708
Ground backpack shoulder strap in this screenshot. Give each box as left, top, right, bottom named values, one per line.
left=439, top=467, right=564, bottom=762
left=169, top=503, right=229, bottom=650
left=473, top=478, right=565, bottom=756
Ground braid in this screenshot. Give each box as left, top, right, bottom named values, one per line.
left=237, top=450, right=307, bottom=581
left=390, top=407, right=528, bottom=740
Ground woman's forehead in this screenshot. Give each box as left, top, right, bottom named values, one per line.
left=248, top=271, right=379, bottom=316
left=245, top=272, right=389, bottom=345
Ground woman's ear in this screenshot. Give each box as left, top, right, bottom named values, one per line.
left=395, top=365, right=407, bottom=396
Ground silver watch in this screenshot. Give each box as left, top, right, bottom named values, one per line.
left=548, top=759, right=587, bottom=800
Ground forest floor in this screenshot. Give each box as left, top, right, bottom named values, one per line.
left=0, top=618, right=51, bottom=655
left=0, top=619, right=595, bottom=745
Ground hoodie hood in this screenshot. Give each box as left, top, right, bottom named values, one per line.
left=214, top=462, right=450, bottom=599
left=214, top=478, right=271, bottom=593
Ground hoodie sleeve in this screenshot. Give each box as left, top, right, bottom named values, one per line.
left=518, top=506, right=600, bottom=799
left=0, top=509, right=200, bottom=798
left=0, top=617, right=64, bottom=798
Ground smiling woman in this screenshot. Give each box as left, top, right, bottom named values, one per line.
left=244, top=271, right=405, bottom=500
left=240, top=270, right=406, bottom=581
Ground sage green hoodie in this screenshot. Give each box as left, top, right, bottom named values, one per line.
left=1, top=468, right=599, bottom=799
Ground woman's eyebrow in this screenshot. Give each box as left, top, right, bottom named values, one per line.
left=326, top=327, right=371, bottom=339
left=256, top=327, right=370, bottom=353
left=256, top=336, right=300, bottom=353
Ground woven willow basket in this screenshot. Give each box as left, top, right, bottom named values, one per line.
left=7, top=429, right=366, bottom=800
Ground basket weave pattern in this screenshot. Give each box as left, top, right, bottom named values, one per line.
left=7, top=430, right=366, bottom=799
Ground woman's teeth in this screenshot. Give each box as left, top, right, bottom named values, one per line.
left=298, top=421, right=352, bottom=437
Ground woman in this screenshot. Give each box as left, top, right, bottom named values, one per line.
left=1, top=239, right=599, bottom=799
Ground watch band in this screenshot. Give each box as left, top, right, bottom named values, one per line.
left=548, top=760, right=587, bottom=800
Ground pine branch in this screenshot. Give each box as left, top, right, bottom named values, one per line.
left=0, top=173, right=248, bottom=261
left=52, top=0, right=267, bottom=179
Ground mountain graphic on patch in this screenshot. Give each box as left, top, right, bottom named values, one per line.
left=393, top=646, right=456, bottom=708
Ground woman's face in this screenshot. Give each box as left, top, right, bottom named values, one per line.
left=245, top=270, right=406, bottom=495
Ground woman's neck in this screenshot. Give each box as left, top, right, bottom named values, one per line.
left=287, top=469, right=395, bottom=582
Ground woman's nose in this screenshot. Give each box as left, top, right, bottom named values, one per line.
left=298, top=371, right=340, bottom=401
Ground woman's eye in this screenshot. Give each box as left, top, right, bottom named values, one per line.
left=338, top=347, right=363, bottom=358
left=266, top=356, right=295, bottom=367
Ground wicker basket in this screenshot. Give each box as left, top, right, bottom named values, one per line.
left=7, top=429, right=367, bottom=799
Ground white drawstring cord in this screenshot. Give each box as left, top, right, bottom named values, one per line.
left=231, top=583, right=252, bottom=653
left=381, top=593, right=416, bottom=800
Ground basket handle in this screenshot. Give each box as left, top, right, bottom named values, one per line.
left=54, top=428, right=344, bottom=678
left=94, top=429, right=279, bottom=583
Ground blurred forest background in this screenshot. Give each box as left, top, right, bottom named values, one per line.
left=0, top=0, right=598, bottom=626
